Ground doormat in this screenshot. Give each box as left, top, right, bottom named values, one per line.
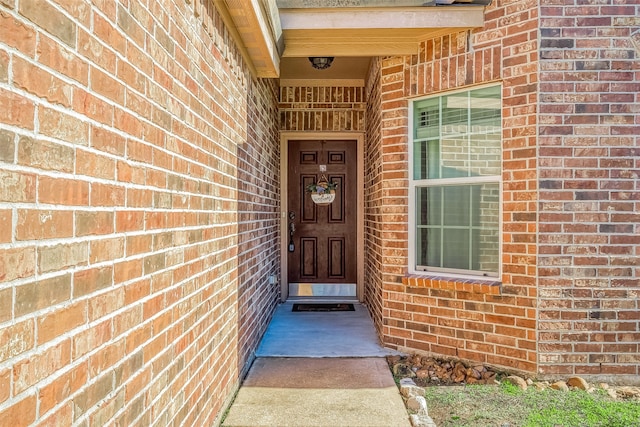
left=292, top=303, right=355, bottom=312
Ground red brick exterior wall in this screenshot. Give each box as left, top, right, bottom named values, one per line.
left=370, top=0, right=640, bottom=380
left=279, top=85, right=365, bottom=132
left=364, top=58, right=385, bottom=336
left=237, top=81, right=281, bottom=374
left=369, top=0, right=540, bottom=374
left=537, top=1, right=640, bottom=379
left=0, top=0, right=280, bottom=425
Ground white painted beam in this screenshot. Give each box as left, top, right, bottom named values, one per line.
left=219, top=0, right=282, bottom=78
left=279, top=7, right=485, bottom=30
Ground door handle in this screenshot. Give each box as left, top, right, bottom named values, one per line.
left=288, top=211, right=296, bottom=252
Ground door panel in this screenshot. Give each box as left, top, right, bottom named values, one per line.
left=328, top=174, right=345, bottom=223
left=300, top=175, right=317, bottom=222
left=301, top=237, right=318, bottom=279
left=328, top=238, right=346, bottom=279
left=288, top=140, right=357, bottom=286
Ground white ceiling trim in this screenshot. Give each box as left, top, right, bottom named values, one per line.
left=279, top=7, right=484, bottom=30
left=280, top=78, right=365, bottom=87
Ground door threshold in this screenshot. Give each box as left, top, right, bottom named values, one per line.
left=288, top=283, right=356, bottom=298
left=286, top=295, right=359, bottom=304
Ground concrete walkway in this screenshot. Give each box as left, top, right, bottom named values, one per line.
left=222, top=302, right=410, bottom=427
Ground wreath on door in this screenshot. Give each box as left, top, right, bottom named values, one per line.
left=306, top=174, right=338, bottom=205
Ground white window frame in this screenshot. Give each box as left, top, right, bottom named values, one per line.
left=408, top=84, right=503, bottom=280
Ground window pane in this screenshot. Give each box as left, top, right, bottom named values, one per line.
left=472, top=183, right=500, bottom=273
left=414, top=98, right=439, bottom=140
left=442, top=185, right=470, bottom=227
left=442, top=94, right=469, bottom=127
left=417, top=187, right=441, bottom=226
left=440, top=136, right=469, bottom=179
left=470, top=86, right=501, bottom=127
left=469, top=133, right=501, bottom=177
left=415, top=184, right=499, bottom=275
left=415, top=86, right=501, bottom=180
left=413, top=140, right=426, bottom=180
left=473, top=227, right=499, bottom=273
left=442, top=228, right=470, bottom=270
left=469, top=86, right=501, bottom=176
left=413, top=139, right=441, bottom=180
left=472, top=183, right=500, bottom=227
left=417, top=227, right=441, bottom=267
left=441, top=93, right=469, bottom=179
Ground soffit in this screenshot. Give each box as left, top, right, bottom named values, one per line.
left=279, top=56, right=371, bottom=84
left=278, top=6, right=485, bottom=58
left=217, top=0, right=488, bottom=78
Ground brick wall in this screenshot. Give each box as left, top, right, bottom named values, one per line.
left=237, top=81, right=281, bottom=371
left=0, top=0, right=279, bottom=425
left=279, top=85, right=365, bottom=132
left=364, top=58, right=385, bottom=336
left=371, top=0, right=540, bottom=374
left=537, top=0, right=640, bottom=379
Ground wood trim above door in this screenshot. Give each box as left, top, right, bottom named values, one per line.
left=280, top=132, right=364, bottom=302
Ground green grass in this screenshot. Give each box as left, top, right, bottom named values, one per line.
left=422, top=382, right=640, bottom=427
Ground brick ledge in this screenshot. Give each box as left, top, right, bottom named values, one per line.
left=403, top=274, right=501, bottom=295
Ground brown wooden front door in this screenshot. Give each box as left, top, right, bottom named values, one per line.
left=287, top=140, right=357, bottom=287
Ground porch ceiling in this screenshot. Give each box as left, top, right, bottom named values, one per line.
left=279, top=6, right=485, bottom=58
left=218, top=0, right=488, bottom=79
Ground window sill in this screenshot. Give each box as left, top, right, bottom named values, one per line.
left=403, top=273, right=501, bottom=295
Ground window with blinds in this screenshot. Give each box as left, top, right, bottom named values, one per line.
left=410, top=85, right=502, bottom=277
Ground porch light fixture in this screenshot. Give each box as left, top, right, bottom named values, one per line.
left=308, top=57, right=334, bottom=70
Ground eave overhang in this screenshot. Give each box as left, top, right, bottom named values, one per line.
left=280, top=6, right=485, bottom=57
left=216, top=0, right=283, bottom=78
left=217, top=0, right=488, bottom=78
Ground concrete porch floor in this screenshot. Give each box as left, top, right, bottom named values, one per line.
left=222, top=301, right=410, bottom=426
left=256, top=301, right=400, bottom=358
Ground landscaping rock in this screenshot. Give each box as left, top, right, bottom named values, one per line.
left=550, top=381, right=569, bottom=392
left=400, top=378, right=417, bottom=386
left=387, top=355, right=402, bottom=365
left=409, top=354, right=423, bottom=367
left=410, top=414, right=437, bottom=427
left=616, top=386, right=640, bottom=399
left=533, top=382, right=547, bottom=391
left=388, top=354, right=501, bottom=387
left=406, top=395, right=428, bottom=415
left=567, top=376, right=589, bottom=391
left=504, top=375, right=528, bottom=391
left=394, top=363, right=416, bottom=378
left=400, top=378, right=425, bottom=399
left=607, top=389, right=618, bottom=399
left=416, top=369, right=430, bottom=380
left=422, top=357, right=437, bottom=368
